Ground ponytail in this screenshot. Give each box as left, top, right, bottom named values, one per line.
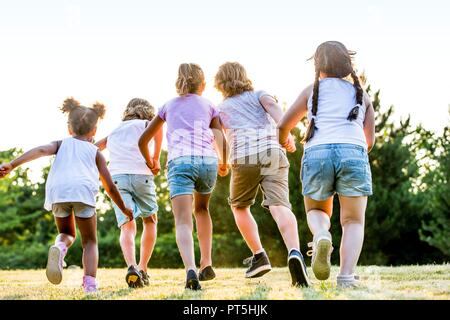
left=347, top=70, right=363, bottom=121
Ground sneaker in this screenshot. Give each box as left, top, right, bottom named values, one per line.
left=198, top=266, right=216, bottom=281
left=82, top=275, right=98, bottom=293
left=185, top=269, right=201, bottom=290
left=287, top=249, right=310, bottom=287
left=307, top=231, right=333, bottom=280
left=46, top=245, right=64, bottom=285
left=125, top=265, right=144, bottom=288
left=337, top=274, right=360, bottom=288
left=140, top=270, right=150, bottom=286
left=243, top=251, right=272, bottom=278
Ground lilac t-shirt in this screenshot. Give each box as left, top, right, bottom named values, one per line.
left=158, top=94, right=219, bottom=161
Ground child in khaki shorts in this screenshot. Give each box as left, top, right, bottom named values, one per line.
left=215, top=62, right=310, bottom=287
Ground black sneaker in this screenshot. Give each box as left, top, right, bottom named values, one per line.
left=140, top=270, right=150, bottom=286
left=243, top=251, right=272, bottom=278
left=288, top=249, right=310, bottom=287
left=185, top=269, right=201, bottom=290
left=125, top=265, right=144, bottom=288
left=198, top=266, right=216, bottom=281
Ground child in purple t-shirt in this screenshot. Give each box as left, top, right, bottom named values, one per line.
left=139, top=63, right=228, bottom=290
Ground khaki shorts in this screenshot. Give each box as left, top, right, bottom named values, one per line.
left=52, top=202, right=96, bottom=219
left=229, top=148, right=292, bottom=210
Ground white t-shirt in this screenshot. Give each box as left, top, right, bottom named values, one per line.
left=44, top=137, right=99, bottom=210
left=305, top=78, right=368, bottom=150
left=218, top=90, right=282, bottom=161
left=107, top=119, right=154, bottom=176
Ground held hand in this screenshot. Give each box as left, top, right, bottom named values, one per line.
left=218, top=163, right=230, bottom=177
left=151, top=159, right=161, bottom=175
left=0, top=163, right=13, bottom=178
left=123, top=207, right=134, bottom=221
left=282, top=134, right=297, bottom=153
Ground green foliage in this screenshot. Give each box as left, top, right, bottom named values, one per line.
left=0, top=87, right=448, bottom=268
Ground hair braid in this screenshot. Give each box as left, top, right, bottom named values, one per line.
left=302, top=69, right=320, bottom=143
left=347, top=70, right=363, bottom=121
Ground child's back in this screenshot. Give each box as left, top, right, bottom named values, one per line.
left=45, top=137, right=99, bottom=210
left=305, top=78, right=367, bottom=149
left=159, top=93, right=218, bottom=161
left=107, top=119, right=154, bottom=176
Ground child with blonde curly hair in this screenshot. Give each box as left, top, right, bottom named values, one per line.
left=96, top=98, right=163, bottom=288
left=0, top=98, right=133, bottom=293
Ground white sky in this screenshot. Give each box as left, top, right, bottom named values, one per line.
left=1, top=0, right=449, bottom=175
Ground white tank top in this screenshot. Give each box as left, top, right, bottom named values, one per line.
left=305, top=78, right=367, bottom=150
left=107, top=119, right=154, bottom=176
left=44, top=137, right=99, bottom=210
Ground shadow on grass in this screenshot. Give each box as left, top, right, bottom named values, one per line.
left=2, top=294, right=28, bottom=300
left=81, top=288, right=135, bottom=300
left=238, top=283, right=271, bottom=300
left=164, top=288, right=205, bottom=300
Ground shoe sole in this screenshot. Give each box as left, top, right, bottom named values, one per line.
left=199, top=272, right=216, bottom=281
left=46, top=246, right=62, bottom=285
left=245, top=264, right=272, bottom=278
left=126, top=272, right=143, bottom=288
left=312, top=239, right=332, bottom=280
left=186, top=278, right=201, bottom=290
left=288, top=256, right=309, bottom=287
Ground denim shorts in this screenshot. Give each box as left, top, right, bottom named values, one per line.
left=112, top=174, right=158, bottom=228
left=167, top=156, right=218, bottom=199
left=301, top=144, right=372, bottom=201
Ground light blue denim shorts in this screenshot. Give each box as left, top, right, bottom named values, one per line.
left=301, top=144, right=373, bottom=201
left=112, top=174, right=158, bottom=228
left=167, top=156, right=218, bottom=199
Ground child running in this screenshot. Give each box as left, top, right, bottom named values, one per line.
left=138, top=63, right=228, bottom=290
left=0, top=98, right=133, bottom=293
left=96, top=98, right=162, bottom=288
left=278, top=41, right=375, bottom=288
left=214, top=62, right=310, bottom=287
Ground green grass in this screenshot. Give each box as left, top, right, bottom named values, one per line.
left=0, top=265, right=448, bottom=300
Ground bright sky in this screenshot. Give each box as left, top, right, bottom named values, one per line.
left=1, top=0, right=449, bottom=173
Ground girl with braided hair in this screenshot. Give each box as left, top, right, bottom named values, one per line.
left=278, top=41, right=375, bottom=288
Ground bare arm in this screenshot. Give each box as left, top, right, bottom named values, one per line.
left=152, top=126, right=163, bottom=160
left=210, top=117, right=229, bottom=165
left=363, top=92, right=375, bottom=152
left=277, top=85, right=312, bottom=145
left=95, top=150, right=133, bottom=219
left=95, top=137, right=108, bottom=151
left=259, top=95, right=284, bottom=124
left=139, top=116, right=165, bottom=169
left=0, top=141, right=59, bottom=178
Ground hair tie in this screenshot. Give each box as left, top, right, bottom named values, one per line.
left=347, top=104, right=360, bottom=121
left=311, top=115, right=317, bottom=121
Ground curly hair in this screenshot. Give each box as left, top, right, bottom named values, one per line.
left=214, top=62, right=254, bottom=98
left=60, top=97, right=106, bottom=135
left=122, top=98, right=155, bottom=121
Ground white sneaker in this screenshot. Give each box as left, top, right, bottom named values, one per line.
left=46, top=245, right=64, bottom=285
left=337, top=274, right=360, bottom=288
left=307, top=231, right=333, bottom=280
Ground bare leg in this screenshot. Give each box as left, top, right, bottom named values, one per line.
left=304, top=196, right=333, bottom=236
left=172, top=195, right=196, bottom=272
left=338, top=196, right=367, bottom=275
left=120, top=220, right=137, bottom=267
left=269, top=205, right=300, bottom=251
left=194, top=192, right=213, bottom=270
left=138, top=215, right=157, bottom=272
left=232, top=206, right=263, bottom=254
left=54, top=215, right=76, bottom=250
left=76, top=215, right=98, bottom=277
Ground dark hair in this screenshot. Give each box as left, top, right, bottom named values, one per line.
left=303, top=41, right=364, bottom=143
left=60, top=97, right=106, bottom=135
left=122, top=98, right=155, bottom=121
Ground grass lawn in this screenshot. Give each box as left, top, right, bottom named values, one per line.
left=0, top=265, right=448, bottom=300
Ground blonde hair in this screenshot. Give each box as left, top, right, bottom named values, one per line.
left=175, top=63, right=205, bottom=96
left=60, top=97, right=106, bottom=135
left=122, top=98, right=155, bottom=121
left=214, top=62, right=254, bottom=98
